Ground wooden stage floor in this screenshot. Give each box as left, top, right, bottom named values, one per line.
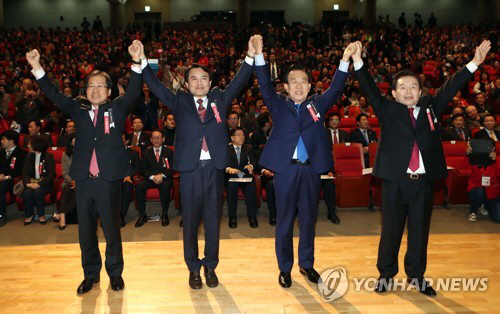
left=0, top=234, right=498, bottom=313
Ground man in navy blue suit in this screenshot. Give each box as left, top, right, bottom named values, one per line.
left=253, top=35, right=356, bottom=287
left=137, top=37, right=256, bottom=289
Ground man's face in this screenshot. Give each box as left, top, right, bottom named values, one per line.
left=483, top=116, right=495, bottom=130
left=256, top=100, right=264, bottom=111
left=86, top=75, right=110, bottom=106
left=452, top=116, right=465, bottom=129
left=66, top=121, right=75, bottom=134
left=357, top=116, right=369, bottom=129
left=284, top=70, right=311, bottom=104
left=475, top=94, right=486, bottom=105
left=465, top=106, right=478, bottom=119
left=328, top=115, right=340, bottom=129
left=21, top=78, right=32, bottom=91
left=63, top=87, right=72, bottom=97
left=227, top=114, right=239, bottom=129
left=260, top=105, right=269, bottom=114
left=132, top=118, right=143, bottom=132
left=269, top=54, right=276, bottom=62
left=28, top=122, right=39, bottom=136
left=276, top=83, right=284, bottom=93
left=392, top=75, right=421, bottom=107
left=231, top=104, right=241, bottom=114
left=315, top=81, right=323, bottom=92
left=165, top=114, right=175, bottom=129
left=187, top=67, right=211, bottom=97
left=150, top=131, right=164, bottom=148
left=359, top=97, right=367, bottom=108
left=1, top=136, right=13, bottom=149
left=231, top=129, right=245, bottom=146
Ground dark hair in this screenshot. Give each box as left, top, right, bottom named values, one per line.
left=257, top=112, right=271, bottom=128
left=2, top=130, right=20, bottom=145
left=482, top=113, right=495, bottom=125
left=29, top=120, right=42, bottom=129
left=65, top=133, right=76, bottom=157
left=184, top=63, right=212, bottom=82
left=84, top=70, right=112, bottom=89
left=356, top=113, right=368, bottom=123
left=29, top=135, right=49, bottom=153
left=391, top=69, right=421, bottom=91
left=227, top=111, right=239, bottom=118
left=284, top=64, right=312, bottom=83
left=230, top=127, right=245, bottom=137
left=132, top=116, right=143, bottom=123
left=328, top=113, right=341, bottom=122
left=451, top=113, right=465, bottom=121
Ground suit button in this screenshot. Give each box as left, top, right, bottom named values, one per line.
left=94, top=138, right=97, bottom=141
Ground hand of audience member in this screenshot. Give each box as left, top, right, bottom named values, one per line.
left=172, top=74, right=180, bottom=90
left=342, top=42, right=357, bottom=62
left=363, top=147, right=369, bottom=153
left=472, top=40, right=491, bottom=67
left=153, top=174, right=163, bottom=184
left=71, top=180, right=76, bottom=189
left=32, top=183, right=40, bottom=190
left=26, top=49, right=42, bottom=71
left=244, top=164, right=253, bottom=175
left=352, top=41, right=363, bottom=63
left=490, top=151, right=496, bottom=161
left=327, top=172, right=334, bottom=177
left=128, top=40, right=141, bottom=62
left=123, top=176, right=132, bottom=183
left=262, top=169, right=274, bottom=177
left=226, top=167, right=240, bottom=175
left=253, top=35, right=263, bottom=55
left=466, top=142, right=472, bottom=154
left=0, top=174, right=6, bottom=181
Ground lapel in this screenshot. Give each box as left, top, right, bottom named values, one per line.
left=285, top=97, right=299, bottom=121
left=414, top=103, right=428, bottom=131
left=204, top=96, right=215, bottom=124
left=357, top=129, right=368, bottom=146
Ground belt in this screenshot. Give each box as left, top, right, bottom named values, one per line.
left=407, top=173, right=425, bottom=180
left=199, top=159, right=211, bottom=167
left=291, top=159, right=310, bottom=165
left=88, top=173, right=99, bottom=178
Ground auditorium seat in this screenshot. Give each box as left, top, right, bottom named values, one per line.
left=442, top=141, right=470, bottom=204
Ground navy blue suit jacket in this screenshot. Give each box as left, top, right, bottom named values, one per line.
left=256, top=65, right=348, bottom=174
left=143, top=62, right=254, bottom=172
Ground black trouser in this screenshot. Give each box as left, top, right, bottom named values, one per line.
left=226, top=180, right=257, bottom=218
left=0, top=179, right=13, bottom=217
left=120, top=181, right=134, bottom=216
left=59, top=184, right=76, bottom=214
left=76, top=177, right=123, bottom=280
left=180, top=161, right=224, bottom=272
left=321, top=179, right=336, bottom=216
left=377, top=176, right=434, bottom=279
left=23, top=185, right=52, bottom=218
left=135, top=179, right=172, bottom=216
left=261, top=176, right=276, bottom=219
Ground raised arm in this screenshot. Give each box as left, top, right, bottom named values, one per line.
left=253, top=35, right=281, bottom=115
left=122, top=40, right=144, bottom=113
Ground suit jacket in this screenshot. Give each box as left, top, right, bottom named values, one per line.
left=326, top=128, right=349, bottom=146
left=226, top=144, right=256, bottom=179
left=355, top=63, right=474, bottom=181
left=56, top=133, right=71, bottom=147
left=256, top=64, right=348, bottom=173
left=140, top=146, right=174, bottom=180
left=349, top=128, right=378, bottom=147
left=473, top=129, right=500, bottom=141
left=125, top=131, right=151, bottom=151
left=268, top=62, right=282, bottom=81
left=0, top=146, right=27, bottom=178
left=22, top=151, right=55, bottom=187
left=442, top=127, right=472, bottom=141
left=126, top=148, right=141, bottom=177
left=36, top=70, right=142, bottom=181
left=143, top=61, right=253, bottom=172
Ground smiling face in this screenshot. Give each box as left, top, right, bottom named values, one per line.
left=187, top=67, right=211, bottom=97
left=392, top=75, right=421, bottom=107
left=284, top=70, right=311, bottom=104
left=86, top=75, right=110, bottom=106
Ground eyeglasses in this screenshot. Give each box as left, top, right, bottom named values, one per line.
left=87, top=84, right=108, bottom=90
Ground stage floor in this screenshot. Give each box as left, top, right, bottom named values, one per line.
left=0, top=234, right=498, bottom=313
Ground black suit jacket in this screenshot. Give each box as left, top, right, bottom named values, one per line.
left=355, top=63, right=474, bottom=181
left=349, top=128, right=378, bottom=147
left=473, top=129, right=500, bottom=141
left=36, top=70, right=142, bottom=181
left=226, top=144, right=256, bottom=179
left=326, top=128, right=349, bottom=146
left=442, top=127, right=472, bottom=141
left=125, top=131, right=151, bottom=151
left=143, top=62, right=254, bottom=172
left=126, top=148, right=141, bottom=177
left=22, top=151, right=55, bottom=187
left=56, top=133, right=71, bottom=147
left=0, top=146, right=27, bottom=178
left=140, top=146, right=174, bottom=180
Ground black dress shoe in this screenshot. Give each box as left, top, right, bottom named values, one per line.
left=189, top=271, right=202, bottom=289
left=299, top=267, right=320, bottom=284
left=374, top=277, right=392, bottom=293
left=279, top=271, right=292, bottom=288
left=203, top=266, right=219, bottom=288
left=269, top=217, right=276, bottom=226
left=327, top=213, right=340, bottom=224
left=161, top=215, right=169, bottom=226
left=248, top=216, right=258, bottom=228
left=110, top=276, right=125, bottom=291
left=77, top=277, right=99, bottom=294
left=228, top=217, right=237, bottom=229
left=179, top=219, right=183, bottom=227
left=135, top=214, right=148, bottom=228
left=119, top=215, right=126, bottom=228
left=407, top=278, right=437, bottom=297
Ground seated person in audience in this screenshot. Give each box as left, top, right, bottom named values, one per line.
left=326, top=113, right=349, bottom=145
left=120, top=134, right=141, bottom=227
left=321, top=168, right=339, bottom=224
left=349, top=113, right=378, bottom=167
left=225, top=128, right=258, bottom=228
left=23, top=120, right=53, bottom=148
left=125, top=116, right=150, bottom=151
left=474, top=92, right=491, bottom=114
left=43, top=110, right=65, bottom=134
left=473, top=113, right=499, bottom=141
left=56, top=120, right=75, bottom=147
left=22, top=135, right=55, bottom=225
left=15, top=79, right=44, bottom=131
left=444, top=106, right=464, bottom=127
left=442, top=113, right=472, bottom=141
left=465, top=105, right=486, bottom=129
left=135, top=130, right=173, bottom=228
left=348, top=96, right=374, bottom=118
left=57, top=134, right=77, bottom=230
left=466, top=140, right=499, bottom=223
left=226, top=111, right=240, bottom=140
left=162, top=113, right=176, bottom=146
left=0, top=130, right=27, bottom=227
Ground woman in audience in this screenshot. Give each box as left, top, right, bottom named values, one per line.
left=22, top=135, right=55, bottom=225
left=58, top=134, right=76, bottom=230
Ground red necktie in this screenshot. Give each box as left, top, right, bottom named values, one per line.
left=408, top=108, right=420, bottom=172
left=155, top=149, right=160, bottom=162
left=333, top=130, right=338, bottom=144
left=197, top=99, right=208, bottom=152
left=89, top=109, right=99, bottom=176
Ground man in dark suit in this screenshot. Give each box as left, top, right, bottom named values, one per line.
left=135, top=130, right=173, bottom=228
left=56, top=120, right=76, bottom=147
left=27, top=41, right=143, bottom=294
left=473, top=114, right=499, bottom=141
left=254, top=35, right=354, bottom=288
left=225, top=128, right=258, bottom=229
left=351, top=40, right=491, bottom=296
left=268, top=53, right=281, bottom=81
left=442, top=113, right=472, bottom=141
left=162, top=113, right=176, bottom=146
left=326, top=113, right=349, bottom=146
left=23, top=120, right=53, bottom=148
left=125, top=116, right=150, bottom=151
left=349, top=113, right=378, bottom=167
left=0, top=130, right=27, bottom=227
left=120, top=134, right=141, bottom=228
left=138, top=37, right=256, bottom=290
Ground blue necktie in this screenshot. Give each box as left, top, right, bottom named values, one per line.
left=294, top=104, right=309, bottom=162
